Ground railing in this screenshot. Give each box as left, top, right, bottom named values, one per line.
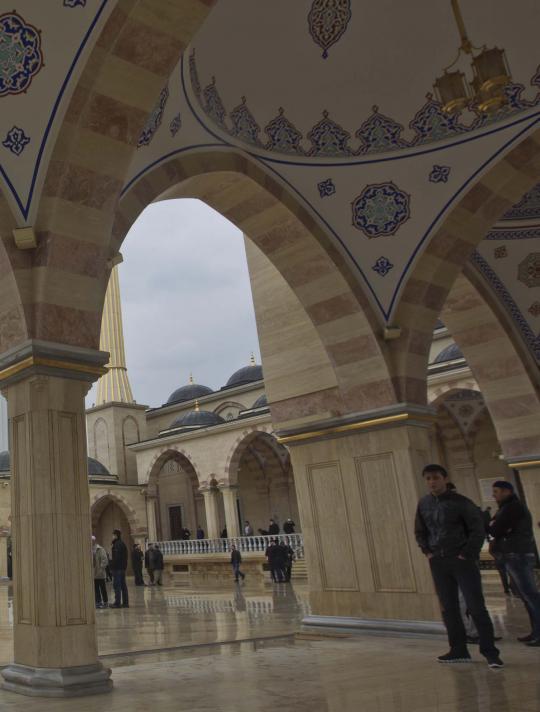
left=152, top=533, right=304, bottom=560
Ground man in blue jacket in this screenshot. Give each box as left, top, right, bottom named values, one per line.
left=415, top=464, right=502, bottom=667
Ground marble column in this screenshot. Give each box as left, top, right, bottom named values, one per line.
left=200, top=486, right=220, bottom=539
left=219, top=484, right=240, bottom=538
left=145, top=495, right=158, bottom=542
left=0, top=341, right=111, bottom=697
left=278, top=405, right=444, bottom=632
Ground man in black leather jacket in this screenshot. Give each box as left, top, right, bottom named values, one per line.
left=110, top=529, right=129, bottom=608
left=415, top=464, right=502, bottom=667
left=489, top=480, right=540, bottom=646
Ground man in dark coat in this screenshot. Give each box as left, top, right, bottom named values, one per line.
left=268, top=519, right=279, bottom=535
left=145, top=543, right=155, bottom=584
left=230, top=544, right=245, bottom=583
left=489, top=480, right=540, bottom=646
left=265, top=539, right=280, bottom=582
left=152, top=545, right=164, bottom=586
left=415, top=464, right=502, bottom=668
left=131, top=543, right=145, bottom=586
left=110, top=529, right=129, bottom=608
left=282, top=537, right=295, bottom=582
left=283, top=518, right=295, bottom=534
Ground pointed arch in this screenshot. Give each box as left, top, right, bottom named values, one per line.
left=90, top=491, right=142, bottom=535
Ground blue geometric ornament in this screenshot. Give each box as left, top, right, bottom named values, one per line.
left=264, top=108, right=304, bottom=155
left=429, top=165, right=451, bottom=183
left=352, top=182, right=410, bottom=238
left=318, top=178, right=336, bottom=198
left=0, top=12, right=43, bottom=97
left=308, top=110, right=351, bottom=156
left=2, top=126, right=30, bottom=155
left=63, top=0, right=87, bottom=7
left=372, top=256, right=394, bottom=276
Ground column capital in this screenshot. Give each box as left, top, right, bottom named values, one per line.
left=217, top=482, right=239, bottom=493
left=275, top=402, right=436, bottom=446
left=0, top=339, right=109, bottom=389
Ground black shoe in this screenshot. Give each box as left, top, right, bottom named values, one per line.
left=487, top=656, right=504, bottom=669
left=437, top=652, right=472, bottom=664
left=525, top=638, right=540, bottom=647
left=109, top=604, right=122, bottom=609
left=518, top=634, right=534, bottom=643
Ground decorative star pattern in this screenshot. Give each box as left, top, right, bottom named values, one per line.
left=2, top=126, right=30, bottom=155
left=429, top=165, right=451, bottom=183
left=352, top=182, right=410, bottom=238
left=317, top=179, right=336, bottom=198
left=372, top=256, right=394, bottom=276
left=518, top=253, right=540, bottom=288
left=0, top=12, right=44, bottom=97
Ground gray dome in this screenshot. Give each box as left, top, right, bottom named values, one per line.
left=170, top=409, right=225, bottom=429
left=434, top=343, right=464, bottom=363
left=226, top=363, right=263, bottom=388
left=0, top=451, right=110, bottom=477
left=166, top=382, right=213, bottom=405
left=252, top=394, right=268, bottom=408
left=0, top=451, right=9, bottom=473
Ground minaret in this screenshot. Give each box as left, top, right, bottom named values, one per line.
left=96, top=263, right=134, bottom=405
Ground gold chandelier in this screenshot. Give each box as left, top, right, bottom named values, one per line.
left=434, top=0, right=511, bottom=114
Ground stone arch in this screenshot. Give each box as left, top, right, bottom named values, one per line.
left=393, top=127, right=540, bottom=403
left=90, top=491, right=141, bottom=535
left=113, top=151, right=396, bottom=425
left=440, top=270, right=540, bottom=459
left=145, top=446, right=201, bottom=495
left=224, top=425, right=286, bottom=485
left=213, top=401, right=245, bottom=417
left=428, top=383, right=481, bottom=408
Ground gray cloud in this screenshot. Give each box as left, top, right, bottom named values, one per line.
left=87, top=199, right=260, bottom=409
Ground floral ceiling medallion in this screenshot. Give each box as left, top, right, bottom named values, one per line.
left=352, top=182, right=410, bottom=238
left=308, top=0, right=352, bottom=59
left=0, top=12, right=43, bottom=97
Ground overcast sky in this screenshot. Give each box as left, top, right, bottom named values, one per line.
left=87, top=199, right=260, bottom=409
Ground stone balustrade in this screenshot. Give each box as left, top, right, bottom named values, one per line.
left=151, top=533, right=304, bottom=559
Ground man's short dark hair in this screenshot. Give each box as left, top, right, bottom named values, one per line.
left=113, top=529, right=121, bottom=537
left=493, top=480, right=514, bottom=492
left=422, top=464, right=448, bottom=478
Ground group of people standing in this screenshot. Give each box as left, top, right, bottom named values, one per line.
left=229, top=517, right=297, bottom=583
left=415, top=464, right=540, bottom=669
left=91, top=531, right=164, bottom=609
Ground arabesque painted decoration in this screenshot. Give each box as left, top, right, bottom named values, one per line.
left=138, top=86, right=169, bottom=147
left=308, top=0, right=352, bottom=58
left=352, top=182, right=410, bottom=238
left=2, top=125, right=30, bottom=155
left=0, top=12, right=43, bottom=97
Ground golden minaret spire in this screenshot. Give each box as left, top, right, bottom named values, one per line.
left=96, top=262, right=135, bottom=405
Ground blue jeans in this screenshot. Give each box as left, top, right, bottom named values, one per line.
left=112, top=570, right=129, bottom=606
left=503, top=553, right=540, bottom=638
left=232, top=563, right=244, bottom=581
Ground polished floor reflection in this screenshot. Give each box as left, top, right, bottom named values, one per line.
left=0, top=578, right=538, bottom=710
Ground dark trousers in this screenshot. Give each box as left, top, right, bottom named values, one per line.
left=430, top=557, right=498, bottom=658
left=146, top=568, right=154, bottom=584
left=112, top=570, right=129, bottom=606
left=133, top=564, right=145, bottom=586
left=232, top=563, right=245, bottom=581
left=271, top=566, right=284, bottom=583
left=94, top=578, right=108, bottom=605
left=284, top=564, right=292, bottom=582
left=504, top=553, right=540, bottom=638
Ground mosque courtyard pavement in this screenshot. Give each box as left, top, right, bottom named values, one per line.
left=0, top=578, right=537, bottom=710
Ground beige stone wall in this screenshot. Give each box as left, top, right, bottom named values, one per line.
left=156, top=459, right=200, bottom=539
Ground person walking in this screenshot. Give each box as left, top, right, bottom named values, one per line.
left=152, top=544, right=164, bottom=586
left=109, top=529, right=129, bottom=608
left=268, top=519, right=279, bottom=535
left=282, top=537, right=295, bottom=582
left=92, top=536, right=109, bottom=609
left=415, top=464, right=503, bottom=668
left=244, top=521, right=254, bottom=536
left=489, top=480, right=540, bottom=646
left=283, top=518, right=296, bottom=535
left=145, top=543, right=155, bottom=585
left=131, top=543, right=145, bottom=586
left=265, top=538, right=280, bottom=582
left=230, top=544, right=246, bottom=583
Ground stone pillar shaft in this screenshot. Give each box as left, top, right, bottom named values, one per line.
left=220, top=485, right=240, bottom=538
left=201, top=488, right=220, bottom=539
left=146, top=496, right=158, bottom=542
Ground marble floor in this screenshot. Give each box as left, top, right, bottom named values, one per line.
left=0, top=578, right=537, bottom=710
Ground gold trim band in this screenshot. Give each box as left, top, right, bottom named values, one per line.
left=277, top=411, right=434, bottom=445
left=0, top=356, right=107, bottom=382
left=507, top=459, right=540, bottom=469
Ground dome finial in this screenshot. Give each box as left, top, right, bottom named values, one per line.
left=189, top=373, right=194, bottom=384
left=250, top=352, right=256, bottom=366
left=195, top=399, right=200, bottom=412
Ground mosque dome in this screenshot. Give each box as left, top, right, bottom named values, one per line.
left=225, top=356, right=263, bottom=388
left=166, top=376, right=213, bottom=405
left=433, top=343, right=464, bottom=363
left=170, top=407, right=225, bottom=430
left=0, top=451, right=110, bottom=477
left=252, top=394, right=268, bottom=408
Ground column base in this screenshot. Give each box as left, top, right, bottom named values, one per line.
left=302, top=615, right=445, bottom=638
left=1, top=662, right=112, bottom=698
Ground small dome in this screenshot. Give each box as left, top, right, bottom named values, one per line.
left=434, top=343, right=464, bottom=364
left=170, top=409, right=225, bottom=430
left=0, top=451, right=110, bottom=477
left=226, top=360, right=263, bottom=388
left=0, top=451, right=9, bottom=473
left=166, top=381, right=213, bottom=405
left=87, top=457, right=111, bottom=477
left=252, top=394, right=268, bottom=408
